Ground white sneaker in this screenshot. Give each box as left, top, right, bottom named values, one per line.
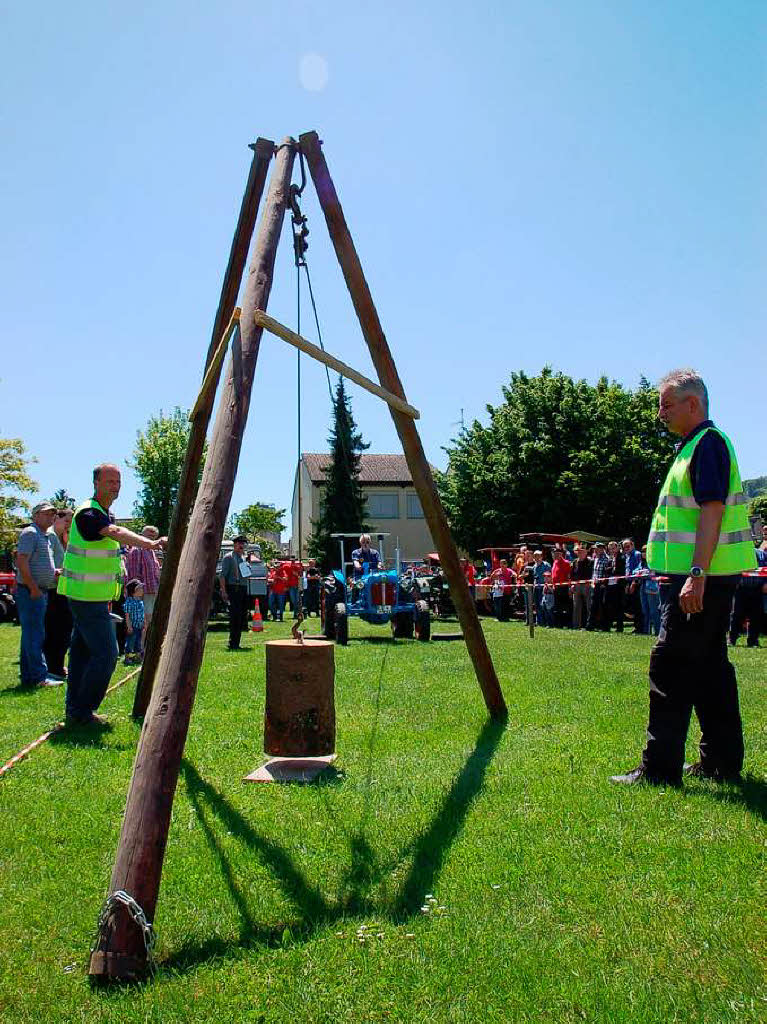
left=39, top=677, right=65, bottom=688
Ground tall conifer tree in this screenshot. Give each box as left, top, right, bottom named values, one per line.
left=308, top=377, right=369, bottom=569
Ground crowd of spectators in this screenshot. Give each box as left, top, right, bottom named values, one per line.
left=472, top=530, right=767, bottom=642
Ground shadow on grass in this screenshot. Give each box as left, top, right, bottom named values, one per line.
left=48, top=723, right=134, bottom=752
left=0, top=683, right=45, bottom=699
left=168, top=714, right=505, bottom=975
left=686, top=772, right=767, bottom=823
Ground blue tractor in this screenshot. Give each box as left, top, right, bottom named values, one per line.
left=320, top=533, right=431, bottom=645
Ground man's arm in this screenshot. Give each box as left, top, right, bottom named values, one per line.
left=15, top=553, right=42, bottom=598
left=100, top=524, right=165, bottom=550
left=679, top=501, right=724, bottom=615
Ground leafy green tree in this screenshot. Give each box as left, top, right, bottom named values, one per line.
left=0, top=438, right=39, bottom=552
left=128, top=407, right=204, bottom=536
left=438, top=368, right=676, bottom=552
left=743, top=476, right=767, bottom=499
left=307, top=377, right=369, bottom=570
left=749, top=494, right=767, bottom=523
left=228, top=503, right=286, bottom=561
left=50, top=488, right=76, bottom=509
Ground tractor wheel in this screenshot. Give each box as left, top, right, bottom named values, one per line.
left=414, top=600, right=431, bottom=641
left=334, top=603, right=349, bottom=646
left=391, top=611, right=414, bottom=639
left=322, top=590, right=336, bottom=639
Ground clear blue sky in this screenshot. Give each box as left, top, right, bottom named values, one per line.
left=2, top=1, right=765, bottom=539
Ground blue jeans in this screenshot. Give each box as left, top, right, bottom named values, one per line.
left=288, top=586, right=299, bottom=616
left=66, top=599, right=119, bottom=721
left=125, top=630, right=143, bottom=656
left=269, top=591, right=285, bottom=620
left=641, top=587, right=661, bottom=636
left=16, top=584, right=49, bottom=685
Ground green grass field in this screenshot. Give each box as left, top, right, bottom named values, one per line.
left=0, top=616, right=764, bottom=1023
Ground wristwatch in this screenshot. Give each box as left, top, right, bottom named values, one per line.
left=689, top=566, right=705, bottom=579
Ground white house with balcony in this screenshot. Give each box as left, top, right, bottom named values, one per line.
left=290, top=453, right=437, bottom=559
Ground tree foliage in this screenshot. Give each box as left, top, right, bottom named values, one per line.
left=307, top=377, right=369, bottom=570
left=50, top=488, right=76, bottom=509
left=0, top=438, right=39, bottom=552
left=228, top=503, right=286, bottom=562
left=749, top=494, right=767, bottom=523
left=743, top=476, right=767, bottom=499
left=128, top=407, right=204, bottom=536
left=438, top=369, right=676, bottom=552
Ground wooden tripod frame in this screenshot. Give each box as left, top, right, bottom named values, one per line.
left=89, top=132, right=506, bottom=983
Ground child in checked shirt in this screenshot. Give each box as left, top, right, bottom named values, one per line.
left=124, top=579, right=146, bottom=664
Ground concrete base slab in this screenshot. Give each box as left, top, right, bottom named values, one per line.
left=244, top=754, right=338, bottom=784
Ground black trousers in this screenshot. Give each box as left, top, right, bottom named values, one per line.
left=554, top=586, right=571, bottom=627
left=603, top=582, right=624, bottom=632
left=587, top=582, right=606, bottom=630
left=729, top=586, right=762, bottom=647
left=227, top=587, right=248, bottom=649
left=43, top=590, right=72, bottom=677
left=305, top=581, right=320, bottom=615
left=641, top=578, right=742, bottom=783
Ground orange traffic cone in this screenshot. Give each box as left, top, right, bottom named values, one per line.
left=250, top=605, right=264, bottom=632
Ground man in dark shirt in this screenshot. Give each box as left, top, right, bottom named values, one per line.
left=612, top=370, right=753, bottom=786
left=219, top=536, right=250, bottom=650
left=352, top=534, right=380, bottom=577
left=65, top=464, right=166, bottom=726
left=570, top=545, right=593, bottom=629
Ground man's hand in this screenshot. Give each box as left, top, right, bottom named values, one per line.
left=220, top=588, right=228, bottom=604
left=29, top=582, right=42, bottom=600
left=679, top=574, right=706, bottom=615
left=126, top=624, right=133, bottom=635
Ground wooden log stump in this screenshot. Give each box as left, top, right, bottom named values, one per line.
left=264, top=639, right=335, bottom=757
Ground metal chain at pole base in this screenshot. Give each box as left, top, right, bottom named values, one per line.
left=89, top=890, right=155, bottom=983
left=89, top=139, right=297, bottom=985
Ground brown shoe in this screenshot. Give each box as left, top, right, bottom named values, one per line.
left=684, top=762, right=742, bottom=783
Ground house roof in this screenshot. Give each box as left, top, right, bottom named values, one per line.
left=302, top=453, right=436, bottom=485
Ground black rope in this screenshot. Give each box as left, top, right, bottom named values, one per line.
left=302, top=261, right=335, bottom=404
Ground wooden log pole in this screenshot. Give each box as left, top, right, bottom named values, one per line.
left=89, top=139, right=296, bottom=982
left=133, top=138, right=274, bottom=719
left=264, top=639, right=336, bottom=757
left=253, top=308, right=421, bottom=418
left=299, top=130, right=507, bottom=721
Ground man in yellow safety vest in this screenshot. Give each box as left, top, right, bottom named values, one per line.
left=611, top=369, right=756, bottom=786
left=59, top=463, right=166, bottom=726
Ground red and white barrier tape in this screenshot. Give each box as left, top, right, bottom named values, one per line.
left=0, top=665, right=141, bottom=779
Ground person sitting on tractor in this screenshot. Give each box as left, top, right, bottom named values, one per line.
left=352, top=534, right=380, bottom=578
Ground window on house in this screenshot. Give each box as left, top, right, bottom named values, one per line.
left=406, top=492, right=424, bottom=518
left=366, top=492, right=399, bottom=519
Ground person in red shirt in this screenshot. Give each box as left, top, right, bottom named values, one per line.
left=461, top=558, right=477, bottom=601
left=268, top=562, right=288, bottom=621
left=284, top=559, right=302, bottom=618
left=551, top=546, right=572, bottom=628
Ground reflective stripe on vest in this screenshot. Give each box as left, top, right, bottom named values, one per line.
left=647, top=528, right=754, bottom=546
left=57, top=499, right=122, bottom=601
left=60, top=568, right=122, bottom=583
left=657, top=493, right=748, bottom=509
left=66, top=544, right=120, bottom=559
left=646, top=426, right=757, bottom=576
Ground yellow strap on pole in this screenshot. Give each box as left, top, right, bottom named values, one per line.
left=189, top=308, right=242, bottom=420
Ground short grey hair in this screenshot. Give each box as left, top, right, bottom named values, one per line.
left=93, top=462, right=120, bottom=486
left=658, top=368, right=708, bottom=414
left=359, top=533, right=371, bottom=545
